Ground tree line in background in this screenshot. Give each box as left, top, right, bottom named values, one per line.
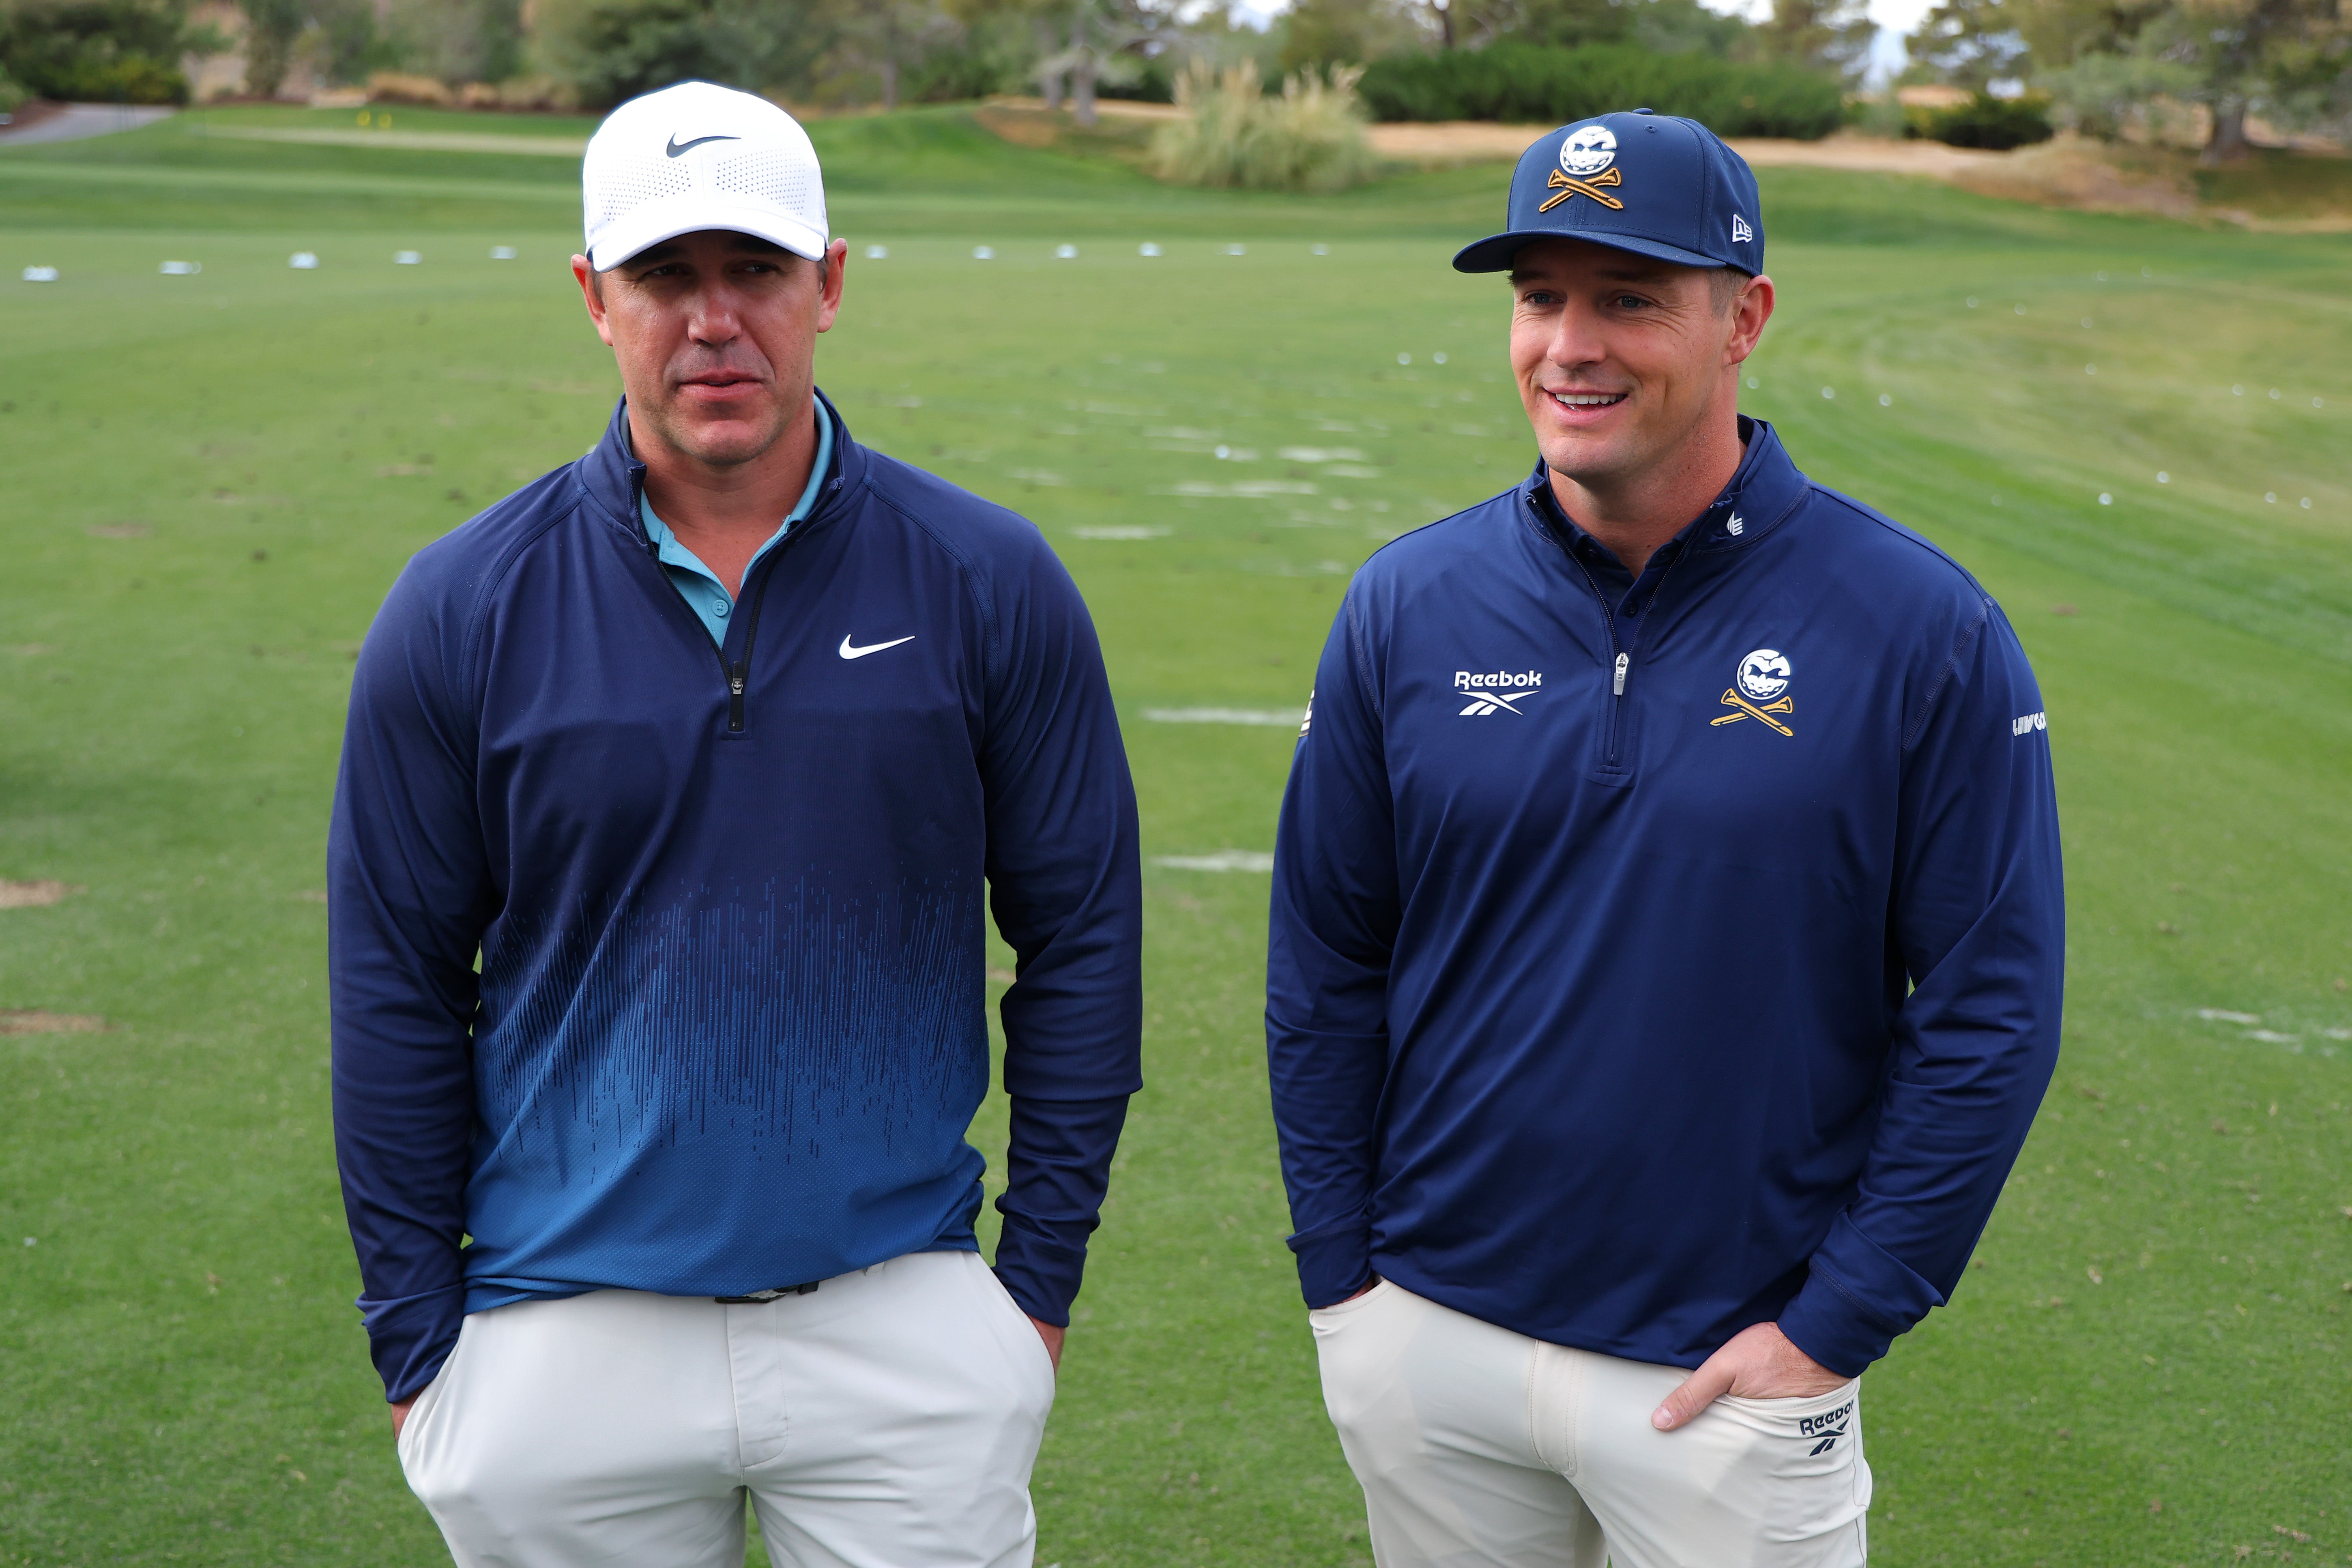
left=0, top=0, right=2341, bottom=160
left=1911, top=0, right=2348, bottom=159
left=0, top=0, right=1890, bottom=135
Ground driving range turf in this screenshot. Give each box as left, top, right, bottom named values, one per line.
left=3, top=105, right=2350, bottom=1567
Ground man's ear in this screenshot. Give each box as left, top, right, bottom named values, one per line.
left=1726, top=273, right=1774, bottom=366
left=572, top=254, right=618, bottom=349
left=814, top=238, right=848, bottom=335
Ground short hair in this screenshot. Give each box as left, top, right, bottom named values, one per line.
left=1709, top=266, right=1754, bottom=315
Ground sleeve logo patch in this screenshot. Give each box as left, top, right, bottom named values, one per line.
left=2012, top=711, right=2048, bottom=736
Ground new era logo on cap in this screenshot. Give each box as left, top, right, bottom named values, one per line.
left=584, top=82, right=828, bottom=272
left=1452, top=110, right=1763, bottom=277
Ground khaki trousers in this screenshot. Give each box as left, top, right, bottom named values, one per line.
left=1312, top=1279, right=1871, bottom=1568
left=397, top=1250, right=1055, bottom=1568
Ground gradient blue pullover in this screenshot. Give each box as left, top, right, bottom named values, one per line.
left=331, top=394, right=1142, bottom=1402
left=1267, top=420, right=2063, bottom=1377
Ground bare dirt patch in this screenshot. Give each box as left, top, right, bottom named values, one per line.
left=0, top=1011, right=105, bottom=1034
left=984, top=95, right=1184, bottom=124
left=1947, top=137, right=2200, bottom=221
left=1344, top=122, right=2350, bottom=227
left=0, top=880, right=82, bottom=909
left=972, top=101, right=1159, bottom=161
left=1354, top=122, right=2006, bottom=174
left=1730, top=134, right=2003, bottom=177
left=970, top=103, right=2351, bottom=226
left=201, top=125, right=587, bottom=157
left=1365, top=121, right=1549, bottom=165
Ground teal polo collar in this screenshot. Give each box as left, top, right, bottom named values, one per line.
left=639, top=399, right=834, bottom=646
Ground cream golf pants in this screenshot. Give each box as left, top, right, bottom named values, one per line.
left=395, top=1250, right=1056, bottom=1568
left=1312, top=1280, right=1871, bottom=1568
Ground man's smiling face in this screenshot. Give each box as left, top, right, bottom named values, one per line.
left=577, top=227, right=846, bottom=470
left=1508, top=238, right=1767, bottom=496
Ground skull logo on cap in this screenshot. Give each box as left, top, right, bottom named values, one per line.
left=1560, top=125, right=1617, bottom=178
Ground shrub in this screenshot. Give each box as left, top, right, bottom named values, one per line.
left=0, top=68, right=25, bottom=115
left=898, top=43, right=1007, bottom=105
left=1357, top=41, right=1845, bottom=140
left=367, top=69, right=453, bottom=104
left=1147, top=59, right=1382, bottom=193
left=533, top=0, right=803, bottom=108
left=2034, top=54, right=2197, bottom=140
left=39, top=49, right=183, bottom=99
left=495, top=73, right=580, bottom=109
left=379, top=0, right=522, bottom=88
left=1100, top=52, right=1175, bottom=104
left=1918, top=92, right=2053, bottom=150
left=0, top=0, right=200, bottom=104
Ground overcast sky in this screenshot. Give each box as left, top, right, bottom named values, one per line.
left=1227, top=0, right=1936, bottom=83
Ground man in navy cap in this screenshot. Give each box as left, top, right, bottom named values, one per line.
left=1266, top=111, right=2063, bottom=1566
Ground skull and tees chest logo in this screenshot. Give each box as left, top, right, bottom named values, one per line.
left=1712, top=649, right=1796, bottom=736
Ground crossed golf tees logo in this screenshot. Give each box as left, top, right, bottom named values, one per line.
left=1712, top=649, right=1795, bottom=736
left=1542, top=125, right=1626, bottom=213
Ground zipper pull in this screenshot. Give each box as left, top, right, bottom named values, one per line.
left=728, top=661, right=747, bottom=733
left=1613, top=652, right=1629, bottom=696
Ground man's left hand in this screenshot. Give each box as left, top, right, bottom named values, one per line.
left=1029, top=1317, right=1064, bottom=1373
left=1651, top=1321, right=1845, bottom=1431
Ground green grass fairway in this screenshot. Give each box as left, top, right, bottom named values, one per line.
left=4, top=107, right=2350, bottom=1567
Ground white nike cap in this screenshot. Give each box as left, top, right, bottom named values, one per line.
left=582, top=81, right=828, bottom=272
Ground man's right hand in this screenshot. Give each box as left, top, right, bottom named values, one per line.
left=391, top=1396, right=417, bottom=1438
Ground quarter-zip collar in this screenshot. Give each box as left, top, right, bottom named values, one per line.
left=574, top=384, right=863, bottom=554
left=571, top=386, right=862, bottom=737
left=1513, top=417, right=1810, bottom=782
left=1519, top=415, right=1809, bottom=569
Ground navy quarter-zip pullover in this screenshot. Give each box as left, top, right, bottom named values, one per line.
left=330, top=394, right=1141, bottom=1402
left=1267, top=420, right=2063, bottom=1378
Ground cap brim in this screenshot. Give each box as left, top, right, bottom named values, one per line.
left=1452, top=228, right=1727, bottom=274
left=590, top=195, right=828, bottom=271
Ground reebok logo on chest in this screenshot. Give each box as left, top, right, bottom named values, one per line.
left=1455, top=668, right=1543, bottom=717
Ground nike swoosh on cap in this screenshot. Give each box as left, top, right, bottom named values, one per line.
left=665, top=133, right=740, bottom=158
left=839, top=634, right=915, bottom=660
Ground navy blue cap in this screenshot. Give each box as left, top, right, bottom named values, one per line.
left=1452, top=110, right=1763, bottom=275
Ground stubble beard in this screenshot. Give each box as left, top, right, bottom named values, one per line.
left=640, top=379, right=797, bottom=472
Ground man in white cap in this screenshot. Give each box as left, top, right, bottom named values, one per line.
left=330, top=80, right=1142, bottom=1566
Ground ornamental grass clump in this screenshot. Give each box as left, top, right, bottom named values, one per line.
left=1149, top=60, right=1382, bottom=194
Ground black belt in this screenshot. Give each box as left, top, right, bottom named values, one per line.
left=714, top=1281, right=820, bottom=1304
